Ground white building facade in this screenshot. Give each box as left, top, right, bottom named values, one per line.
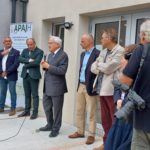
left=26, top=0, right=150, bottom=125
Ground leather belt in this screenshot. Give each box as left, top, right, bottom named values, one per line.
left=80, top=82, right=86, bottom=85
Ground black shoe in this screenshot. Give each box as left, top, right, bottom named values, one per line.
left=49, top=131, right=59, bottom=137
left=30, top=114, right=38, bottom=120
left=39, top=125, right=52, bottom=131
left=18, top=111, right=30, bottom=117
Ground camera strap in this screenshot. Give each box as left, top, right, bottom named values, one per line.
left=132, top=44, right=149, bottom=89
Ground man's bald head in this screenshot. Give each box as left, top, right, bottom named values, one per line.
left=80, top=33, right=94, bottom=50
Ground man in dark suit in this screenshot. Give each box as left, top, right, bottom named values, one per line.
left=69, top=33, right=99, bottom=145
left=18, top=38, right=43, bottom=119
left=39, top=36, right=68, bottom=137
left=0, top=37, right=20, bottom=116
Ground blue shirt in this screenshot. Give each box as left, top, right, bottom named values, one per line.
left=79, top=48, right=94, bottom=82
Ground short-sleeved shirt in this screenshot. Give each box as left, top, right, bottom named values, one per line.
left=123, top=43, right=150, bottom=132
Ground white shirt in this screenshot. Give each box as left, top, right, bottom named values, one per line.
left=53, top=48, right=60, bottom=56
left=2, top=48, right=11, bottom=71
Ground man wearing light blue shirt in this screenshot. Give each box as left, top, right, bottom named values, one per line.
left=69, top=33, right=99, bottom=145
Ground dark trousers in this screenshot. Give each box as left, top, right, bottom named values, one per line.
left=100, top=96, right=115, bottom=143
left=43, top=93, right=64, bottom=132
left=23, top=74, right=39, bottom=114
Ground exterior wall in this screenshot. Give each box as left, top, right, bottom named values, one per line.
left=26, top=0, right=150, bottom=124
left=0, top=0, right=11, bottom=48
left=0, top=0, right=22, bottom=48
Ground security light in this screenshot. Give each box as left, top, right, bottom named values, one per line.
left=64, top=22, right=73, bottom=29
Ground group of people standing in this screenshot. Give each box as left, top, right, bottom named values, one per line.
left=0, top=36, right=68, bottom=137
left=0, top=19, right=150, bottom=150
left=68, top=29, right=124, bottom=150
left=69, top=20, right=150, bottom=150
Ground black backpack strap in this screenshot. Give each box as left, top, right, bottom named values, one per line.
left=132, top=44, right=149, bottom=89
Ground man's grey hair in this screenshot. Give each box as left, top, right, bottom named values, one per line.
left=140, top=19, right=150, bottom=41
left=49, top=35, right=62, bottom=47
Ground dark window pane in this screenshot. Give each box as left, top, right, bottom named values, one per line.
left=53, top=24, right=64, bottom=49
left=135, top=18, right=147, bottom=44
left=94, top=20, right=126, bottom=50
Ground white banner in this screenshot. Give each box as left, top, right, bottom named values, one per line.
left=6, top=22, right=33, bottom=108
left=10, top=22, right=32, bottom=51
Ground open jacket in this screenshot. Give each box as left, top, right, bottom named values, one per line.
left=78, top=48, right=100, bottom=96
left=0, top=48, right=20, bottom=81
left=91, top=44, right=124, bottom=96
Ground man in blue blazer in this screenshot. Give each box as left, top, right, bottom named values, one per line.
left=0, top=37, right=20, bottom=116
left=69, top=33, right=99, bottom=145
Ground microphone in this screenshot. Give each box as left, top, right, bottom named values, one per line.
left=44, top=54, right=47, bottom=62
left=43, top=54, right=47, bottom=71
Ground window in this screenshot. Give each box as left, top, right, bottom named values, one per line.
left=91, top=15, right=129, bottom=50
left=53, top=24, right=65, bottom=49
left=94, top=20, right=126, bottom=50
left=135, top=18, right=147, bottom=44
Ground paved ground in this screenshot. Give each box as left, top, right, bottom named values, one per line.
left=0, top=109, right=103, bottom=150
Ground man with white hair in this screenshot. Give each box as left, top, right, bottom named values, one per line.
left=120, top=19, right=150, bottom=149
left=39, top=36, right=68, bottom=137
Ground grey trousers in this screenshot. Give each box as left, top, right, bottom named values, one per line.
left=131, top=128, right=150, bottom=150
left=43, top=93, right=64, bottom=132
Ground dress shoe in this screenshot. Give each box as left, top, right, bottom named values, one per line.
left=18, top=111, right=30, bottom=117
left=9, top=109, right=16, bottom=116
left=0, top=108, right=4, bottom=112
left=30, top=113, right=38, bottom=120
left=86, top=136, right=95, bottom=145
left=93, top=144, right=104, bottom=150
left=68, top=132, right=84, bottom=138
left=39, top=125, right=52, bottom=131
left=49, top=131, right=59, bottom=137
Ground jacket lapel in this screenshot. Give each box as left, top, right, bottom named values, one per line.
left=48, top=49, right=62, bottom=64
left=86, top=48, right=96, bottom=69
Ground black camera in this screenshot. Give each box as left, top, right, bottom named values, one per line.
left=112, top=80, right=145, bottom=120
left=124, top=52, right=132, bottom=60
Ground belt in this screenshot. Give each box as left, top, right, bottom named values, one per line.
left=80, top=82, right=86, bottom=85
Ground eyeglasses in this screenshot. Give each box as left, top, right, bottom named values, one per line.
left=101, top=36, right=109, bottom=40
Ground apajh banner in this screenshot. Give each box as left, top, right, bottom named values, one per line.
left=10, top=22, right=32, bottom=51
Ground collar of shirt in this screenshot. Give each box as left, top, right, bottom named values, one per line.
left=85, top=47, right=94, bottom=54
left=53, top=48, right=60, bottom=55
left=4, top=47, right=12, bottom=52
left=29, top=47, right=36, bottom=52
left=107, top=44, right=119, bottom=54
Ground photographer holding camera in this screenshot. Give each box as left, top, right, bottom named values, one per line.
left=120, top=19, right=150, bottom=150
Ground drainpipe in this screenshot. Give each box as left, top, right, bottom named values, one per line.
left=11, top=0, right=17, bottom=23
left=20, top=0, right=29, bottom=22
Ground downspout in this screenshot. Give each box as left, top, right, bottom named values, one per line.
left=11, top=0, right=17, bottom=23
left=20, top=0, right=29, bottom=22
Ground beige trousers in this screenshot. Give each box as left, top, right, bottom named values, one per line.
left=76, top=83, right=97, bottom=136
